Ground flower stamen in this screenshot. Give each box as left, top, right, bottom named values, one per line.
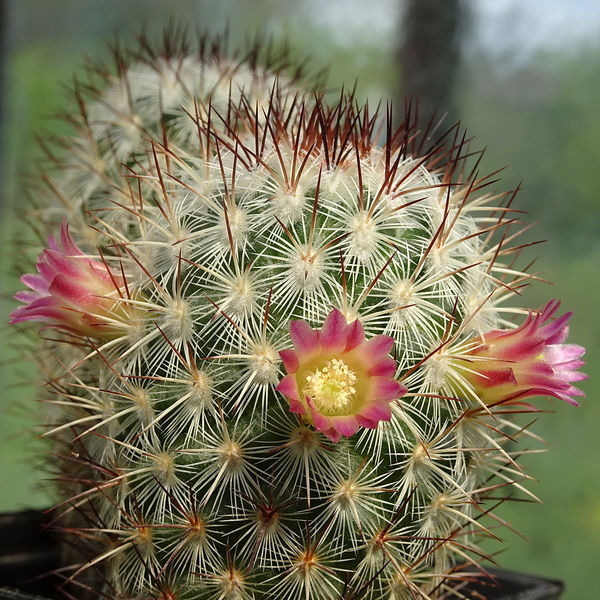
left=305, top=359, right=357, bottom=415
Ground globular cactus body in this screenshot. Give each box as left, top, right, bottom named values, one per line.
left=10, top=37, right=586, bottom=600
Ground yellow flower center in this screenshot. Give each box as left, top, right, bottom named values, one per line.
left=304, top=358, right=357, bottom=415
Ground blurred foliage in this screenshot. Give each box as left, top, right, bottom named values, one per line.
left=458, top=47, right=600, bottom=251
left=484, top=251, right=600, bottom=600
left=1, top=2, right=599, bottom=599
left=456, top=47, right=600, bottom=600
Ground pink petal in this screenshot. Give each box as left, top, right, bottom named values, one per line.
left=493, top=394, right=539, bottom=411
left=318, top=309, right=349, bottom=354
left=290, top=319, right=321, bottom=360
left=355, top=414, right=379, bottom=429
left=363, top=334, right=395, bottom=358
left=539, top=311, right=571, bottom=344
left=545, top=324, right=570, bottom=345
left=48, top=275, right=97, bottom=307
left=43, top=250, right=83, bottom=279
left=344, top=318, right=365, bottom=351
left=20, top=274, right=50, bottom=294
left=485, top=321, right=529, bottom=345
left=322, top=427, right=342, bottom=443
left=494, top=337, right=545, bottom=361
left=10, top=301, right=64, bottom=324
left=516, top=361, right=560, bottom=385
left=329, top=415, right=359, bottom=438
left=59, top=221, right=83, bottom=256
left=539, top=299, right=561, bottom=322
left=18, top=296, right=59, bottom=312
left=359, top=400, right=393, bottom=422
left=8, top=306, right=37, bottom=324
left=476, top=367, right=517, bottom=388
left=279, top=349, right=299, bottom=374
left=532, top=385, right=583, bottom=406
left=544, top=344, right=585, bottom=365
left=366, top=377, right=406, bottom=402
left=37, top=258, right=59, bottom=283
left=557, top=359, right=586, bottom=372
left=558, top=370, right=587, bottom=383
left=276, top=375, right=301, bottom=402
left=555, top=393, right=581, bottom=407
left=563, top=384, right=585, bottom=397
left=14, top=290, right=43, bottom=303
left=309, top=404, right=332, bottom=432
left=350, top=334, right=394, bottom=368
left=46, top=234, right=59, bottom=252
left=288, top=397, right=307, bottom=414
left=367, top=356, right=397, bottom=378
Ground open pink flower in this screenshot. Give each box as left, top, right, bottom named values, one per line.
left=461, top=300, right=586, bottom=407
left=10, top=222, right=130, bottom=340
left=276, top=309, right=407, bottom=442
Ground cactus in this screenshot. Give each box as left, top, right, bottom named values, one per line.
left=9, top=35, right=586, bottom=600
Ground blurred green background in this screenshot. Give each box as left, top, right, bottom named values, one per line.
left=0, top=1, right=598, bottom=598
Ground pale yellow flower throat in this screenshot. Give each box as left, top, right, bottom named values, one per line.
left=304, top=358, right=357, bottom=415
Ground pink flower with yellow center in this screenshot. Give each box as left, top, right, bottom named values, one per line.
left=461, top=300, right=586, bottom=407
left=10, top=222, right=131, bottom=340
left=276, top=309, right=407, bottom=443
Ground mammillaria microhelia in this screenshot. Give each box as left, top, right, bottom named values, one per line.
left=10, top=37, right=586, bottom=600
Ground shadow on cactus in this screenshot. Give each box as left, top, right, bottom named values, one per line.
left=9, top=31, right=586, bottom=600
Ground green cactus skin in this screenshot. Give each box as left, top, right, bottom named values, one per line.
left=12, top=36, right=571, bottom=600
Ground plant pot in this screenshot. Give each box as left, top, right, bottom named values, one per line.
left=0, top=510, right=564, bottom=600
left=0, top=510, right=62, bottom=600
left=453, top=567, right=564, bottom=600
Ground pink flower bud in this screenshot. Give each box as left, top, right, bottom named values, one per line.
left=10, top=222, right=134, bottom=340
left=461, top=300, right=586, bottom=407
left=276, top=308, right=407, bottom=442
